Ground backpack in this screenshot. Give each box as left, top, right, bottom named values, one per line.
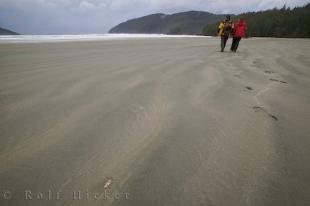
left=222, top=20, right=233, bottom=36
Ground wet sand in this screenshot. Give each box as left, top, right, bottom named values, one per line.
left=0, top=37, right=310, bottom=206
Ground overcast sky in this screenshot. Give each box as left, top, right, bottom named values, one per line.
left=0, top=0, right=309, bottom=34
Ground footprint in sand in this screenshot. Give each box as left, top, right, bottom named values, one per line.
left=270, top=78, right=288, bottom=84
left=264, top=70, right=274, bottom=74
left=234, top=74, right=242, bottom=79
left=243, top=86, right=254, bottom=92
left=253, top=106, right=278, bottom=121
left=252, top=59, right=264, bottom=68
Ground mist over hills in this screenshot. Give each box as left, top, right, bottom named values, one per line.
left=109, top=11, right=227, bottom=35
left=109, top=3, right=310, bottom=38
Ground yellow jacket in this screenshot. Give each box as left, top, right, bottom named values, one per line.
left=218, top=20, right=233, bottom=36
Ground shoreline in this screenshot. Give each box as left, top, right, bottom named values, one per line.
left=0, top=34, right=211, bottom=44
left=1, top=35, right=309, bottom=45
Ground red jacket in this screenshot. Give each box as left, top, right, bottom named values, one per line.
left=233, top=20, right=247, bottom=38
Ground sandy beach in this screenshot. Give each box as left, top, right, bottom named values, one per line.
left=0, top=37, right=310, bottom=206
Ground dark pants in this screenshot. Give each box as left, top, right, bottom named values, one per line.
left=221, top=35, right=229, bottom=52
left=231, top=37, right=242, bottom=52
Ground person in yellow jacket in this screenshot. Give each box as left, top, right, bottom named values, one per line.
left=218, top=15, right=234, bottom=52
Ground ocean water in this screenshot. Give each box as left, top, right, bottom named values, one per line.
left=0, top=34, right=208, bottom=43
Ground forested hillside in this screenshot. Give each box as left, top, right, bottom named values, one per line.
left=202, top=4, right=310, bottom=38
left=0, top=27, right=19, bottom=35
left=109, top=11, right=226, bottom=35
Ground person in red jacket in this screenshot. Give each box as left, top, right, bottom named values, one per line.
left=231, top=18, right=247, bottom=52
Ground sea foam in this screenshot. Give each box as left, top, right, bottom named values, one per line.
left=0, top=34, right=208, bottom=43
